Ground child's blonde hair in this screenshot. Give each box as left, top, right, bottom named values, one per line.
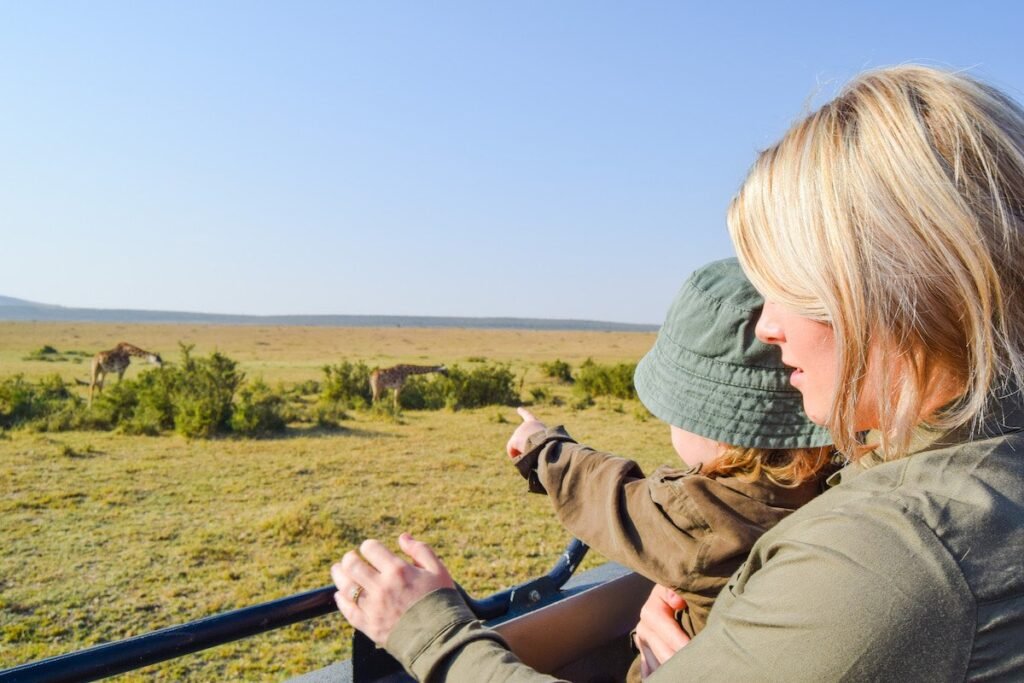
left=729, top=65, right=1024, bottom=459
left=703, top=445, right=833, bottom=487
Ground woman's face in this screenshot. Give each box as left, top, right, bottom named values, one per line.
left=755, top=300, right=841, bottom=426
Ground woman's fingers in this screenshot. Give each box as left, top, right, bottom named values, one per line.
left=330, top=553, right=365, bottom=595
left=339, top=547, right=380, bottom=587
left=359, top=539, right=406, bottom=573
left=330, top=534, right=459, bottom=646
left=398, top=533, right=450, bottom=579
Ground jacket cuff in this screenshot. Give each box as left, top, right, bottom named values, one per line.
left=510, top=425, right=577, bottom=493
left=385, top=587, right=510, bottom=681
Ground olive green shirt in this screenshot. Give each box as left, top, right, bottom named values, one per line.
left=384, top=400, right=1024, bottom=681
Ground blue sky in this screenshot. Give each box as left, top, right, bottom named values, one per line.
left=3, top=2, right=1024, bottom=324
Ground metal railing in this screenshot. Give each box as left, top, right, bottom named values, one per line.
left=0, top=539, right=588, bottom=683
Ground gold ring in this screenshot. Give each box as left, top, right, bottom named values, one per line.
left=350, top=585, right=364, bottom=603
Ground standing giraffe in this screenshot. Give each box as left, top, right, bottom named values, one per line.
left=89, top=342, right=163, bottom=405
left=369, top=364, right=448, bottom=409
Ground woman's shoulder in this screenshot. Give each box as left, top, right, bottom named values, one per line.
left=783, top=430, right=1024, bottom=603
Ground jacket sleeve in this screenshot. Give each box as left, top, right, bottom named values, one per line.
left=386, top=588, right=565, bottom=683
left=511, top=426, right=723, bottom=593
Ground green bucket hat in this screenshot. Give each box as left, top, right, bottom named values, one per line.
left=634, top=258, right=832, bottom=449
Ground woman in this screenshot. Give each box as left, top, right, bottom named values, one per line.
left=331, top=65, right=1024, bottom=680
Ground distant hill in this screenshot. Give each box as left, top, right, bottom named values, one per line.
left=0, top=295, right=658, bottom=332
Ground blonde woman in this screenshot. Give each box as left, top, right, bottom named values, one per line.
left=330, top=65, right=1024, bottom=681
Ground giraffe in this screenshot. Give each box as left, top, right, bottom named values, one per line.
left=369, top=364, right=448, bottom=410
left=89, top=342, right=163, bottom=405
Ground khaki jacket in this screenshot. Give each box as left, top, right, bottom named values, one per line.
left=510, top=426, right=825, bottom=636
left=384, top=398, right=1024, bottom=682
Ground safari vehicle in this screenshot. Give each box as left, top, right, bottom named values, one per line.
left=0, top=539, right=653, bottom=682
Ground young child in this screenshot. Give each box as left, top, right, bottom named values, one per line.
left=506, top=258, right=835, bottom=678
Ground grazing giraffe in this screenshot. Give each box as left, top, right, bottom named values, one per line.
left=369, top=364, right=448, bottom=409
left=89, top=342, right=163, bottom=405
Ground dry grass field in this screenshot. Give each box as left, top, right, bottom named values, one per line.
left=0, top=322, right=669, bottom=681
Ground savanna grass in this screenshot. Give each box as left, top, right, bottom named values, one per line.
left=0, top=323, right=663, bottom=680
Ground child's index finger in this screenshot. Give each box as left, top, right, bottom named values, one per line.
left=517, top=406, right=538, bottom=422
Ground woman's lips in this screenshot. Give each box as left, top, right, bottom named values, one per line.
left=790, top=368, right=805, bottom=388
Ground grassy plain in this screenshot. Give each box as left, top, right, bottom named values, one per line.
left=0, top=322, right=668, bottom=681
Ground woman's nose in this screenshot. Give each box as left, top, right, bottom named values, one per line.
left=755, top=302, right=785, bottom=345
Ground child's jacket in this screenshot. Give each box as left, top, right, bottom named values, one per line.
left=513, top=425, right=826, bottom=636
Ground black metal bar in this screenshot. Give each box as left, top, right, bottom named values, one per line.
left=461, top=537, right=589, bottom=619
left=0, top=538, right=589, bottom=683
left=0, top=586, right=337, bottom=683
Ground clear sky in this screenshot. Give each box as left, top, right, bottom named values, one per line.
left=3, top=1, right=1024, bottom=324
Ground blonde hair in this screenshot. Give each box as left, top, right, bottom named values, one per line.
left=703, top=445, right=833, bottom=487
left=729, top=65, right=1024, bottom=459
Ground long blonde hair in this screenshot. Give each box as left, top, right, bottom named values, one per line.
left=728, top=65, right=1024, bottom=459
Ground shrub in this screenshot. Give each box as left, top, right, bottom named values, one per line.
left=291, top=379, right=320, bottom=396
left=574, top=358, right=637, bottom=400
left=313, top=403, right=345, bottom=428
left=98, top=344, right=245, bottom=438
left=23, top=345, right=58, bottom=360
left=172, top=346, right=243, bottom=438
left=0, top=346, right=295, bottom=437
left=399, top=375, right=450, bottom=410
left=231, top=379, right=287, bottom=436
left=320, top=361, right=372, bottom=409
left=540, top=359, right=574, bottom=384
left=402, top=363, right=518, bottom=410
left=0, top=374, right=79, bottom=429
left=22, top=346, right=90, bottom=363
left=457, top=363, right=519, bottom=408
left=529, top=387, right=551, bottom=404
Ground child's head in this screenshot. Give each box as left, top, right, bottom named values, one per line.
left=634, top=258, right=833, bottom=486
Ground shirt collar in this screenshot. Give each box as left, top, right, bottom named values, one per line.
left=826, top=388, right=1024, bottom=488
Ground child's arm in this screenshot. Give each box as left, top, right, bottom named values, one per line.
left=505, top=410, right=725, bottom=599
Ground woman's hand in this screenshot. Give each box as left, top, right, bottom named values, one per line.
left=506, top=407, right=547, bottom=457
left=331, top=533, right=455, bottom=646
left=634, top=585, right=691, bottom=677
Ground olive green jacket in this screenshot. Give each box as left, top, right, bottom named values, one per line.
left=384, top=401, right=1024, bottom=681
left=509, top=426, right=825, bottom=636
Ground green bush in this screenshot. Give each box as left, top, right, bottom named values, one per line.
left=90, top=381, right=138, bottom=430
left=231, top=379, right=287, bottom=436
left=291, top=379, right=320, bottom=396
left=0, top=374, right=79, bottom=429
left=171, top=346, right=243, bottom=438
left=399, top=371, right=453, bottom=410
left=320, top=361, right=372, bottom=409
left=92, top=344, right=243, bottom=437
left=402, top=363, right=517, bottom=410
left=22, top=346, right=90, bottom=363
left=529, top=387, right=551, bottom=404
left=0, top=346, right=295, bottom=437
left=456, top=364, right=519, bottom=408
left=540, top=359, right=574, bottom=384
left=574, top=358, right=637, bottom=400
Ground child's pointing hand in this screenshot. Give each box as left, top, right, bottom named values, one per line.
left=505, top=407, right=547, bottom=458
